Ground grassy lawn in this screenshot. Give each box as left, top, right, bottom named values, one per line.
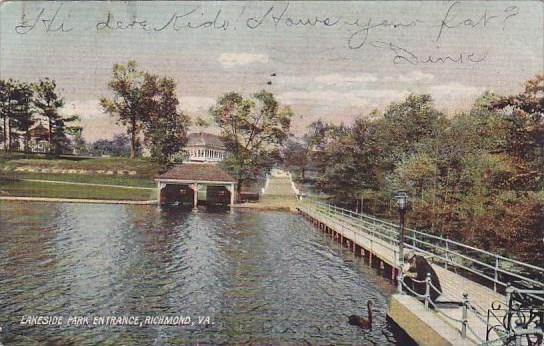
left=0, top=152, right=162, bottom=179
left=1, top=171, right=156, bottom=188
left=0, top=153, right=158, bottom=200
left=0, top=178, right=156, bottom=201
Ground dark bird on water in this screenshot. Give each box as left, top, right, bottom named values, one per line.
left=266, top=81, right=272, bottom=85
left=348, top=300, right=373, bottom=329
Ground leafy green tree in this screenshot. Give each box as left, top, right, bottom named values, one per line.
left=90, top=134, right=131, bottom=157
left=490, top=74, right=544, bottom=190
left=305, top=119, right=331, bottom=150
left=210, top=90, right=292, bottom=192
left=142, top=77, right=191, bottom=164
left=11, top=82, right=35, bottom=152
left=66, top=125, right=86, bottom=154
left=33, top=78, right=74, bottom=153
left=100, top=60, right=147, bottom=159
left=194, top=116, right=211, bottom=131
left=0, top=79, right=14, bottom=150
left=300, top=80, right=543, bottom=265
left=282, top=139, right=310, bottom=181
left=0, top=80, right=39, bottom=151
left=315, top=133, right=364, bottom=199
left=54, top=114, right=81, bottom=154
left=0, top=79, right=22, bottom=151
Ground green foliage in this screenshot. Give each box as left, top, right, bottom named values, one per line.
left=194, top=116, right=211, bottom=130
left=9, top=81, right=35, bottom=150
left=210, top=90, right=292, bottom=191
left=1, top=78, right=77, bottom=154
left=292, top=77, right=543, bottom=265
left=142, top=77, right=190, bottom=164
left=490, top=74, right=544, bottom=190
left=281, top=139, right=309, bottom=181
left=33, top=78, right=76, bottom=154
left=101, top=60, right=147, bottom=159
left=101, top=61, right=191, bottom=163
left=90, top=134, right=131, bottom=157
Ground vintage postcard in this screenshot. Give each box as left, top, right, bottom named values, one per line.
left=0, top=1, right=543, bottom=345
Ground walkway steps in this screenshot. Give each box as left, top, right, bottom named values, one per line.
left=263, top=177, right=297, bottom=196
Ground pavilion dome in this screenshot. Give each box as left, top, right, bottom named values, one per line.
left=186, top=132, right=225, bottom=150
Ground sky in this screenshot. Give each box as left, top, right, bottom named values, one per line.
left=1, top=1, right=543, bottom=141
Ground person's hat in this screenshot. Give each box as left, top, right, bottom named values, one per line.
left=404, top=250, right=416, bottom=262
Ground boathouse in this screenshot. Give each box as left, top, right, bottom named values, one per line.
left=155, top=163, right=237, bottom=208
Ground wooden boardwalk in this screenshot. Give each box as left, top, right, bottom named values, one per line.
left=298, top=202, right=507, bottom=345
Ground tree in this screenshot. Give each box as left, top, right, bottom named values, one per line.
left=33, top=78, right=74, bottom=153
left=305, top=119, right=330, bottom=150
left=490, top=74, right=544, bottom=190
left=142, top=77, right=191, bottom=164
left=100, top=60, right=147, bottom=159
left=210, top=90, right=292, bottom=192
left=194, top=116, right=211, bottom=131
left=0, top=79, right=18, bottom=151
left=11, top=82, right=35, bottom=152
left=282, top=139, right=310, bottom=181
left=295, top=81, right=543, bottom=265
left=66, top=125, right=86, bottom=154
left=90, top=134, right=131, bottom=157
left=381, top=94, right=446, bottom=169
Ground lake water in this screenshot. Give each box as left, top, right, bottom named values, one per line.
left=0, top=202, right=411, bottom=345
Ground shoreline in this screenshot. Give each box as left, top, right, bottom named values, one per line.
left=0, top=196, right=158, bottom=205
left=0, top=196, right=299, bottom=211
left=15, top=179, right=154, bottom=190
left=230, top=203, right=297, bottom=213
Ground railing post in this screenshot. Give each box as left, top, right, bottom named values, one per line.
left=445, top=236, right=449, bottom=270
left=462, top=292, right=468, bottom=338
left=398, top=209, right=406, bottom=273
left=494, top=257, right=499, bottom=292
left=506, top=284, right=513, bottom=311
left=397, top=267, right=404, bottom=294
left=425, top=272, right=431, bottom=309
left=514, top=320, right=523, bottom=346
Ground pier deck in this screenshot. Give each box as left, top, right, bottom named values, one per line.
left=297, top=200, right=514, bottom=345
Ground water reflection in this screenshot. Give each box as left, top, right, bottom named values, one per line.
left=0, top=202, right=409, bottom=345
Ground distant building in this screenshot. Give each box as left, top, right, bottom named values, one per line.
left=185, top=132, right=227, bottom=163
left=25, top=123, right=49, bottom=153
left=155, top=163, right=237, bottom=207
left=14, top=123, right=82, bottom=154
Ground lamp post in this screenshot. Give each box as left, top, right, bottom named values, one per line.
left=395, top=191, right=408, bottom=267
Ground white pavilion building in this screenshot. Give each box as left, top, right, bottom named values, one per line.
left=185, top=132, right=227, bottom=163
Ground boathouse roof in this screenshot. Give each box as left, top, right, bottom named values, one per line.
left=155, top=163, right=236, bottom=183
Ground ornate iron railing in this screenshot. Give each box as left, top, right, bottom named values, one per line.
left=486, top=287, right=544, bottom=345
